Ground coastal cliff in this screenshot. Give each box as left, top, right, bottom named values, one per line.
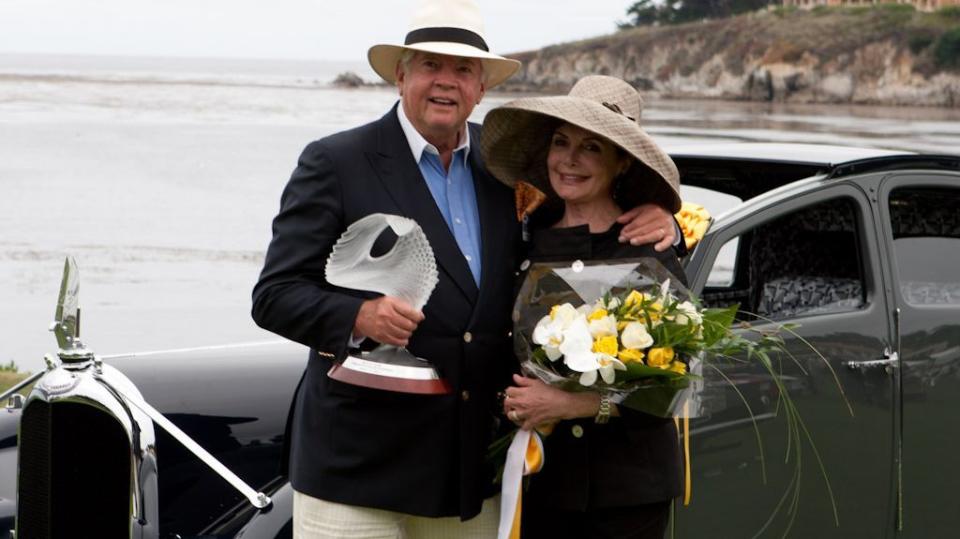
left=502, top=6, right=960, bottom=107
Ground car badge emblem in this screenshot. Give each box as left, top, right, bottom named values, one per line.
left=36, top=367, right=81, bottom=396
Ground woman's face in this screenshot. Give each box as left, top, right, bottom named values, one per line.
left=546, top=123, right=628, bottom=206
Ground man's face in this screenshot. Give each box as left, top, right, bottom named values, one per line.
left=396, top=51, right=485, bottom=147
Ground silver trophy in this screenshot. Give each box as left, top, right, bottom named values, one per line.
left=324, top=213, right=450, bottom=394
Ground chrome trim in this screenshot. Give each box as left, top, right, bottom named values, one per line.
left=0, top=371, right=43, bottom=403
left=100, top=340, right=289, bottom=360
left=894, top=307, right=904, bottom=532
left=5, top=393, right=24, bottom=411
left=843, top=349, right=899, bottom=371
left=20, top=362, right=158, bottom=528
left=29, top=355, right=273, bottom=512
left=119, top=390, right=272, bottom=510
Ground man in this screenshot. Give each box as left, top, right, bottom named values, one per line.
left=252, top=0, right=679, bottom=536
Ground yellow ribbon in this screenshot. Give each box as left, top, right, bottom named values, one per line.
left=674, top=400, right=692, bottom=506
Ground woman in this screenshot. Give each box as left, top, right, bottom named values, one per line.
left=480, top=75, right=685, bottom=539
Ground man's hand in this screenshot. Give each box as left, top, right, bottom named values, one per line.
left=353, top=296, right=424, bottom=347
left=616, top=203, right=677, bottom=252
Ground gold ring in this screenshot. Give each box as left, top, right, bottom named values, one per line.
left=509, top=410, right=521, bottom=422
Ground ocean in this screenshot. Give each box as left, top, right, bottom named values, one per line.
left=2, top=53, right=959, bottom=373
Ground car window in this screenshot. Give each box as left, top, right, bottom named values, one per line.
left=702, top=197, right=866, bottom=321
left=889, top=187, right=960, bottom=305
left=706, top=237, right=738, bottom=287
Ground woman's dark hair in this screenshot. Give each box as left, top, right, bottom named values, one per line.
left=527, top=121, right=675, bottom=227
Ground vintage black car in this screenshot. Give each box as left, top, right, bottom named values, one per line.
left=2, top=143, right=958, bottom=538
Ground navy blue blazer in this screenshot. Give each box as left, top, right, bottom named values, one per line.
left=252, top=104, right=520, bottom=519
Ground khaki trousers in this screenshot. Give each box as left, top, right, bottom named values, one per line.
left=293, top=490, right=499, bottom=539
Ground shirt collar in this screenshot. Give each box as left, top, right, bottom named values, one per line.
left=396, top=102, right=471, bottom=163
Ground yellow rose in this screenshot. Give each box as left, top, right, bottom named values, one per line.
left=645, top=302, right=663, bottom=324
left=674, top=202, right=711, bottom=249
left=592, top=335, right=619, bottom=357
left=668, top=361, right=687, bottom=375
left=587, top=308, right=609, bottom=322
left=623, top=290, right=644, bottom=308
left=618, top=348, right=646, bottom=364
left=647, top=347, right=675, bottom=368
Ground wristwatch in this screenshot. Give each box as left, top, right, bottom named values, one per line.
left=594, top=394, right=611, bottom=424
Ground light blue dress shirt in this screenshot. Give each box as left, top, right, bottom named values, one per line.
left=397, top=105, right=482, bottom=286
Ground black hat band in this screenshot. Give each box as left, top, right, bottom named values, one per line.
left=405, top=26, right=489, bottom=52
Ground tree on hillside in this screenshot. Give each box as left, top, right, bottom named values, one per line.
left=620, top=0, right=661, bottom=27
left=619, top=0, right=773, bottom=28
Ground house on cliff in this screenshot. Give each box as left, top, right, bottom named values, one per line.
left=784, top=0, right=960, bottom=12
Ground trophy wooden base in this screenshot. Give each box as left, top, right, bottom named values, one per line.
left=327, top=352, right=452, bottom=395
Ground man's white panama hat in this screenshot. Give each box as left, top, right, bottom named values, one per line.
left=368, top=0, right=521, bottom=88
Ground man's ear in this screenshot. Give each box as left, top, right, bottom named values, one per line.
left=477, top=82, right=486, bottom=105
left=395, top=62, right=405, bottom=95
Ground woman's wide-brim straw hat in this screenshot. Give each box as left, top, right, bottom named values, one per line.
left=481, top=75, right=681, bottom=213
left=368, top=0, right=521, bottom=89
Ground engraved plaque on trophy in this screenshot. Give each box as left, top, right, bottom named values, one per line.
left=324, top=213, right=450, bottom=394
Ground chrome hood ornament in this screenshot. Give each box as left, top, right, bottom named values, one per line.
left=49, top=256, right=95, bottom=364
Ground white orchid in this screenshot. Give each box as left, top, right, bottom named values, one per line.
left=579, top=354, right=627, bottom=386
left=532, top=303, right=579, bottom=361
left=621, top=321, right=654, bottom=349
left=557, top=316, right=597, bottom=372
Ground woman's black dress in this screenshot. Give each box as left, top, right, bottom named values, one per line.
left=520, top=222, right=686, bottom=539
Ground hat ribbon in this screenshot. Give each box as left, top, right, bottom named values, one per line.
left=601, top=101, right=635, bottom=122
left=405, top=26, right=489, bottom=52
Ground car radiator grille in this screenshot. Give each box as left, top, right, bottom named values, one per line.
left=18, top=401, right=131, bottom=539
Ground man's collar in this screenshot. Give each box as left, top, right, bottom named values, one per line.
left=396, top=102, right=471, bottom=163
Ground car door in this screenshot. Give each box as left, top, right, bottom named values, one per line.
left=877, top=173, right=960, bottom=538
left=676, top=181, right=896, bottom=538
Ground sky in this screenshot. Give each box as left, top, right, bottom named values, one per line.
left=0, top=0, right=635, bottom=61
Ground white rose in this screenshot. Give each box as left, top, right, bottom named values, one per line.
left=673, top=301, right=703, bottom=326
left=588, top=314, right=618, bottom=339
left=620, top=321, right=654, bottom=349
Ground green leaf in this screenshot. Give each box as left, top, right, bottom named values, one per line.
left=701, top=305, right=739, bottom=346
left=617, top=361, right=688, bottom=382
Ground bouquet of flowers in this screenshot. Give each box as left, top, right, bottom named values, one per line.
left=513, top=257, right=740, bottom=418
